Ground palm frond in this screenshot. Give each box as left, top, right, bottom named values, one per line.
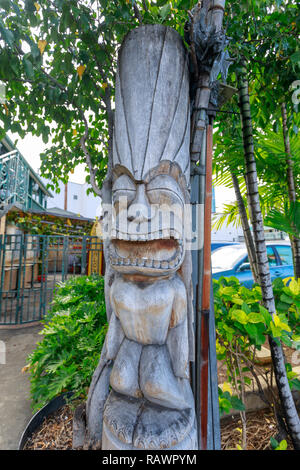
left=264, top=201, right=300, bottom=238
left=212, top=202, right=241, bottom=230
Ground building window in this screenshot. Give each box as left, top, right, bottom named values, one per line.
left=73, top=195, right=78, bottom=200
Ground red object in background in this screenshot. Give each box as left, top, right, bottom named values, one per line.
left=200, top=122, right=213, bottom=451
left=38, top=274, right=46, bottom=282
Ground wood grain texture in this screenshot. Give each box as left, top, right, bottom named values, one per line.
left=85, top=24, right=197, bottom=450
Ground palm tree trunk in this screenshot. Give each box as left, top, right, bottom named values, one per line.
left=236, top=60, right=300, bottom=449
left=281, top=102, right=300, bottom=279
left=231, top=172, right=259, bottom=284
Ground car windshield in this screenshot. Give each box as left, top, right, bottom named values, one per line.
left=211, top=245, right=246, bottom=271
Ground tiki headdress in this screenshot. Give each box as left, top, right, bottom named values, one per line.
left=113, top=25, right=190, bottom=187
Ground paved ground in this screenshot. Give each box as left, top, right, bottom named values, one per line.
left=0, top=324, right=43, bottom=450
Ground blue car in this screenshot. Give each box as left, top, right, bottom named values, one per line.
left=211, top=241, right=239, bottom=252
left=212, top=242, right=294, bottom=288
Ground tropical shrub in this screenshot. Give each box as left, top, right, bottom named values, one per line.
left=214, top=276, right=300, bottom=448
left=26, top=275, right=108, bottom=412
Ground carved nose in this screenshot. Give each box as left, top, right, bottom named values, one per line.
left=127, top=184, right=152, bottom=223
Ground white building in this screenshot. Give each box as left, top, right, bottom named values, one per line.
left=212, top=184, right=244, bottom=242
left=42, top=179, right=102, bottom=220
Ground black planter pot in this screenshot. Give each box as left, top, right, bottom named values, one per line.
left=18, top=392, right=73, bottom=450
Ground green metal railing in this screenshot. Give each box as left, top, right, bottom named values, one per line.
left=0, top=234, right=103, bottom=325
left=0, top=150, right=29, bottom=211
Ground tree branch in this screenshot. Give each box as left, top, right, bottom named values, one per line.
left=38, top=68, right=104, bottom=196
left=142, top=0, right=149, bottom=12
left=133, top=2, right=143, bottom=24
left=78, top=108, right=102, bottom=197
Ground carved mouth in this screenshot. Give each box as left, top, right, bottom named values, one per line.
left=110, top=229, right=183, bottom=273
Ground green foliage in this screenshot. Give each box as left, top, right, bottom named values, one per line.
left=218, top=387, right=245, bottom=417
left=270, top=437, right=288, bottom=450
left=213, top=1, right=300, bottom=250
left=26, top=275, right=108, bottom=412
left=273, top=277, right=300, bottom=338
left=6, top=209, right=93, bottom=236
left=214, top=276, right=300, bottom=416
left=265, top=201, right=300, bottom=239
left=0, top=0, right=198, bottom=191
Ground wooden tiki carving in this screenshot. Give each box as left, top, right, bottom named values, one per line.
left=85, top=24, right=197, bottom=450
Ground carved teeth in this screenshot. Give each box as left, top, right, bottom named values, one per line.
left=153, top=260, right=160, bottom=268
left=161, top=261, right=168, bottom=269
left=145, top=259, right=153, bottom=268
left=169, top=259, right=176, bottom=268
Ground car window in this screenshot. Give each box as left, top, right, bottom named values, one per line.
left=275, top=245, right=293, bottom=266
left=241, top=247, right=277, bottom=269
left=211, top=246, right=247, bottom=271
left=267, top=246, right=277, bottom=266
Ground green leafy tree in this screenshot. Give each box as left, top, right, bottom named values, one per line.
left=211, top=0, right=300, bottom=448
left=0, top=0, right=195, bottom=193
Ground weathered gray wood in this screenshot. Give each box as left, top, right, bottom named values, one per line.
left=114, top=25, right=190, bottom=184
left=103, top=392, right=143, bottom=446
left=132, top=401, right=195, bottom=449
left=72, top=403, right=86, bottom=449
left=102, top=389, right=196, bottom=450
left=110, top=338, right=142, bottom=398
left=166, top=317, right=189, bottom=379
left=105, top=312, right=125, bottom=360
left=85, top=24, right=197, bottom=450
left=139, top=345, right=190, bottom=410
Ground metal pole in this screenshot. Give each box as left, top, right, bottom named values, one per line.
left=199, top=120, right=213, bottom=450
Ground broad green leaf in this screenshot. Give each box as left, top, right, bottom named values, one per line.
left=0, top=21, right=14, bottom=46
left=244, top=322, right=258, bottom=338
left=231, top=309, right=248, bottom=325
left=270, top=322, right=283, bottom=338
left=290, top=51, right=300, bottom=64
left=270, top=437, right=279, bottom=449
left=160, top=3, right=171, bottom=20
left=248, top=312, right=264, bottom=323
left=280, top=293, right=294, bottom=305
left=259, top=305, right=272, bottom=325
left=23, top=57, right=34, bottom=79
left=231, top=296, right=244, bottom=305
left=230, top=395, right=246, bottom=411
left=289, top=279, right=300, bottom=296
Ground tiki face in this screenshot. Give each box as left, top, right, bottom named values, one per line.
left=110, top=162, right=186, bottom=276
left=108, top=26, right=191, bottom=277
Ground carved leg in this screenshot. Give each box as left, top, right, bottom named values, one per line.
left=81, top=312, right=125, bottom=449
left=102, top=344, right=197, bottom=450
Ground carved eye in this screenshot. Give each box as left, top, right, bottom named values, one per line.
left=112, top=174, right=136, bottom=194
left=147, top=175, right=184, bottom=205
left=112, top=174, right=136, bottom=211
